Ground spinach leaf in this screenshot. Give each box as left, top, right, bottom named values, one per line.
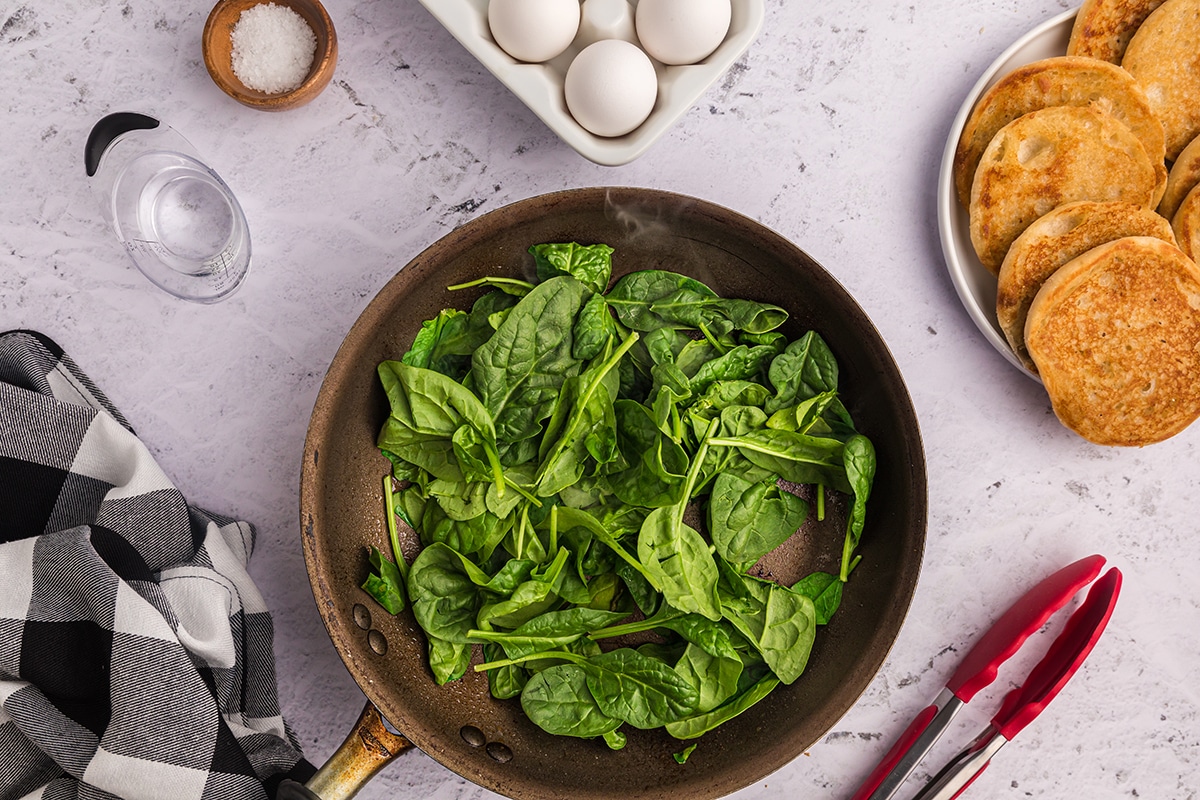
left=530, top=242, right=614, bottom=295
left=765, top=332, right=839, bottom=413
left=648, top=287, right=788, bottom=336
left=420, top=500, right=511, bottom=560
left=554, top=506, right=661, bottom=592
left=689, top=380, right=772, bottom=420
left=428, top=635, right=472, bottom=685
left=665, top=674, right=781, bottom=740
left=361, top=546, right=405, bottom=614
left=708, top=472, right=808, bottom=567
left=476, top=547, right=571, bottom=630
left=688, top=345, right=777, bottom=396
left=605, top=399, right=688, bottom=508
left=839, top=433, right=876, bottom=580
left=765, top=390, right=839, bottom=433
left=707, top=428, right=851, bottom=493
left=521, top=663, right=623, bottom=738
left=615, top=559, right=660, bottom=617
left=791, top=571, right=844, bottom=624
left=718, top=571, right=816, bottom=684
left=584, top=648, right=701, bottom=729
left=606, top=270, right=719, bottom=331
left=471, top=276, right=590, bottom=447
left=674, top=643, right=742, bottom=713
left=407, top=543, right=488, bottom=644
left=534, top=333, right=634, bottom=497
left=637, top=507, right=722, bottom=621
left=401, top=308, right=468, bottom=375
left=636, top=419, right=723, bottom=621
left=673, top=744, right=699, bottom=763
left=427, top=478, right=488, bottom=522
left=377, top=361, right=503, bottom=487
left=483, top=642, right=527, bottom=699
left=573, top=293, right=617, bottom=361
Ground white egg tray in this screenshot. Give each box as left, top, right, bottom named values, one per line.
left=414, top=0, right=767, bottom=166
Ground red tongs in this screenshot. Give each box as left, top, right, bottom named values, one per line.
left=849, top=554, right=1122, bottom=800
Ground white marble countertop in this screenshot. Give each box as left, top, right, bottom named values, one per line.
left=3, top=0, right=1197, bottom=798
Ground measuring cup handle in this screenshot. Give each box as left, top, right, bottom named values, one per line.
left=84, top=112, right=160, bottom=177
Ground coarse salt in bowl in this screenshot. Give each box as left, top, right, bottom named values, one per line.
left=203, top=0, right=338, bottom=111
left=231, top=3, right=316, bottom=94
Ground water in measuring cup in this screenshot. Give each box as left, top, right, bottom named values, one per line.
left=113, top=151, right=250, bottom=302
left=143, top=167, right=234, bottom=266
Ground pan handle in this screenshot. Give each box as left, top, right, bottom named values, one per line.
left=278, top=702, right=414, bottom=800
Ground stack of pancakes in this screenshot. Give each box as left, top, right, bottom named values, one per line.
left=955, top=0, right=1200, bottom=446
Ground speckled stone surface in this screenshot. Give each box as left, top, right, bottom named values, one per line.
left=2, top=1, right=1197, bottom=798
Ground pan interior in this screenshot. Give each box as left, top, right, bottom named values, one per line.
left=299, top=187, right=927, bottom=800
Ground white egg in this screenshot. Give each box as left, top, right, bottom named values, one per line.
left=635, top=0, right=732, bottom=66
left=488, top=0, right=581, bottom=63
left=564, top=39, right=658, bottom=137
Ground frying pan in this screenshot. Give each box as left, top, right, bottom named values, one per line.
left=289, top=187, right=927, bottom=800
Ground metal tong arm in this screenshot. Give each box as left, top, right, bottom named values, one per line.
left=849, top=689, right=962, bottom=800
left=849, top=554, right=1106, bottom=800
left=910, top=728, right=1006, bottom=800
left=913, top=567, right=1123, bottom=800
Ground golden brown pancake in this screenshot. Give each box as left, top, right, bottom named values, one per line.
left=1122, top=0, right=1200, bottom=161
left=1068, top=0, right=1167, bottom=63
left=1025, top=236, right=1200, bottom=446
left=1159, top=133, right=1200, bottom=220
left=997, top=201, right=1176, bottom=371
left=1171, top=182, right=1200, bottom=259
left=954, top=55, right=1167, bottom=209
left=969, top=105, right=1160, bottom=274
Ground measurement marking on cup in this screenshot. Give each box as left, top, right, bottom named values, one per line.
left=128, top=238, right=169, bottom=257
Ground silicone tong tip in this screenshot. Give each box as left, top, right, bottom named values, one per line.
left=992, top=566, right=1122, bottom=740
left=946, top=554, right=1105, bottom=702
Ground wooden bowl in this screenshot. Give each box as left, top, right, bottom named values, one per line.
left=202, top=0, right=337, bottom=111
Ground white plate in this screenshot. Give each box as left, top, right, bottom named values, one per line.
left=414, top=0, right=766, bottom=166
left=936, top=8, right=1077, bottom=380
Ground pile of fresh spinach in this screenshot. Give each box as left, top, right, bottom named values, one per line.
left=361, top=241, right=876, bottom=753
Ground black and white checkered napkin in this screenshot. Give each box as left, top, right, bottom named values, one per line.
left=0, top=330, right=314, bottom=800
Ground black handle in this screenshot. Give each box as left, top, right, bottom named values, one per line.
left=84, top=112, right=159, bottom=177
left=276, top=780, right=323, bottom=800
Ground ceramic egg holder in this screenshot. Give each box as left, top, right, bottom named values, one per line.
left=413, top=0, right=766, bottom=166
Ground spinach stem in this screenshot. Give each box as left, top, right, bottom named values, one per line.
left=817, top=483, right=825, bottom=521
left=698, top=322, right=727, bottom=354
left=447, top=276, right=535, bottom=292
left=535, top=330, right=639, bottom=485
left=503, top=477, right=543, bottom=507
left=516, top=503, right=529, bottom=559
left=382, top=475, right=408, bottom=581
left=839, top=527, right=856, bottom=582
left=589, top=606, right=683, bottom=640
left=603, top=534, right=662, bottom=591
left=549, top=505, right=559, bottom=555
left=485, top=443, right=505, bottom=498
left=475, top=648, right=583, bottom=673
left=679, top=418, right=720, bottom=524
left=707, top=436, right=838, bottom=468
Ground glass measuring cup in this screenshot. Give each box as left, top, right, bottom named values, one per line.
left=85, top=112, right=251, bottom=303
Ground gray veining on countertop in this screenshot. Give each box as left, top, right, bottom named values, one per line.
left=2, top=0, right=1196, bottom=798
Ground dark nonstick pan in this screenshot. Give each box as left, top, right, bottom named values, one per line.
left=290, top=187, right=927, bottom=800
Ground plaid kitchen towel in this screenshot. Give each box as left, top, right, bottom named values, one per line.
left=0, top=330, right=315, bottom=800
